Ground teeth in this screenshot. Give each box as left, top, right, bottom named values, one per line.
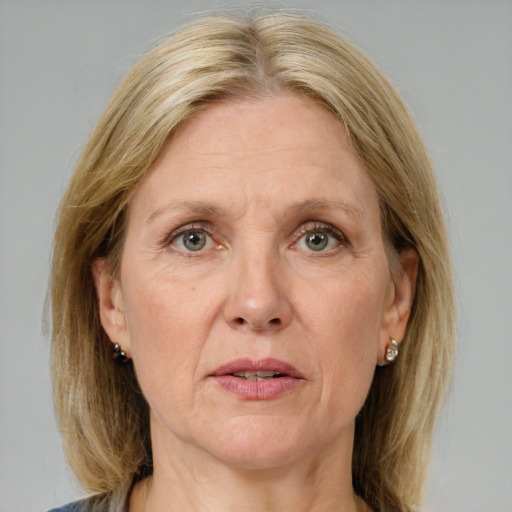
left=232, top=370, right=281, bottom=380
left=256, top=370, right=277, bottom=378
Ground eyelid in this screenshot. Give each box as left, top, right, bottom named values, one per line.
left=295, top=221, right=346, bottom=241
left=163, top=221, right=218, bottom=247
left=293, top=221, right=348, bottom=251
left=161, top=220, right=347, bottom=252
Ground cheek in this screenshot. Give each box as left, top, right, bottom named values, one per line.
left=123, top=257, right=218, bottom=339
left=309, top=271, right=385, bottom=349
left=305, top=272, right=387, bottom=408
left=121, top=272, right=217, bottom=401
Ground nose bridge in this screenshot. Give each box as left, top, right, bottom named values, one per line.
left=224, top=233, right=291, bottom=332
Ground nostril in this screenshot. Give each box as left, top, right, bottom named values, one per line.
left=233, top=317, right=282, bottom=327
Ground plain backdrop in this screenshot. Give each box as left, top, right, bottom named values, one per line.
left=1, top=1, right=511, bottom=511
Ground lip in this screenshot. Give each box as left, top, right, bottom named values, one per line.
left=211, top=358, right=304, bottom=378
left=209, top=358, right=305, bottom=400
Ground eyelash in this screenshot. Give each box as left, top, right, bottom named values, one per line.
left=163, top=221, right=348, bottom=254
left=294, top=222, right=347, bottom=252
left=163, top=222, right=218, bottom=249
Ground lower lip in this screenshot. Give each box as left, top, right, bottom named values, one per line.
left=211, top=375, right=303, bottom=400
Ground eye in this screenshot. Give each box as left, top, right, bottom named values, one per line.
left=171, top=228, right=212, bottom=252
left=182, top=230, right=207, bottom=251
left=295, top=223, right=345, bottom=253
left=304, top=231, right=329, bottom=251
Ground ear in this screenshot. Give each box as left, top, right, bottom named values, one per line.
left=377, top=247, right=419, bottom=366
left=91, top=258, right=131, bottom=355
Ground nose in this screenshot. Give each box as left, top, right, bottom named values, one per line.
left=222, top=249, right=292, bottom=333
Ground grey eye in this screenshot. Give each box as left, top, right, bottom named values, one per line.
left=182, top=231, right=207, bottom=251
left=305, top=231, right=329, bottom=251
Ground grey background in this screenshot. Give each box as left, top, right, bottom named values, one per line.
left=1, top=1, right=511, bottom=511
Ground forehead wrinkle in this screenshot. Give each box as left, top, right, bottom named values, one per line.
left=183, top=143, right=316, bottom=166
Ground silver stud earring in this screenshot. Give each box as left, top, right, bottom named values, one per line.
left=385, top=338, right=399, bottom=363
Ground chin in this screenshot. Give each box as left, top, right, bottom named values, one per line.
left=204, top=417, right=316, bottom=470
left=213, top=443, right=300, bottom=471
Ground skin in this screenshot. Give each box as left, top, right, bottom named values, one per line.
left=94, top=94, right=417, bottom=512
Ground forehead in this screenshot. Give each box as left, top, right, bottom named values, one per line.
left=167, top=94, right=350, bottom=172
left=128, top=94, right=379, bottom=225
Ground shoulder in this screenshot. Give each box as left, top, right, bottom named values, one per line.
left=47, top=499, right=91, bottom=512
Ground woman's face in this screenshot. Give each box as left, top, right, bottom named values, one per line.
left=97, top=94, right=414, bottom=470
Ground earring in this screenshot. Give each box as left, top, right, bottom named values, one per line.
left=385, top=338, right=399, bottom=363
left=112, top=343, right=130, bottom=364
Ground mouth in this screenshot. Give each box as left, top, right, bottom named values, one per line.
left=230, top=370, right=285, bottom=381
left=211, top=358, right=304, bottom=380
left=209, top=358, right=304, bottom=400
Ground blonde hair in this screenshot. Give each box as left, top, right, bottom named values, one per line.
left=51, top=9, right=455, bottom=512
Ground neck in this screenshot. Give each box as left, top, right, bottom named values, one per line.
left=129, top=422, right=371, bottom=512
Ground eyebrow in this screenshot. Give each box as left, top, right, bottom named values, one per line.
left=146, top=197, right=364, bottom=224
left=146, top=201, right=227, bottom=224
left=289, top=198, right=365, bottom=219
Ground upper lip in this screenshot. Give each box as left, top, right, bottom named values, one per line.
left=210, top=358, right=304, bottom=379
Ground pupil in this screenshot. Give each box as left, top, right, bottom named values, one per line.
left=306, top=232, right=328, bottom=251
left=183, top=231, right=206, bottom=251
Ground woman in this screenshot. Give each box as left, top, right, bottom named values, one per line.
left=49, top=9, right=455, bottom=512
